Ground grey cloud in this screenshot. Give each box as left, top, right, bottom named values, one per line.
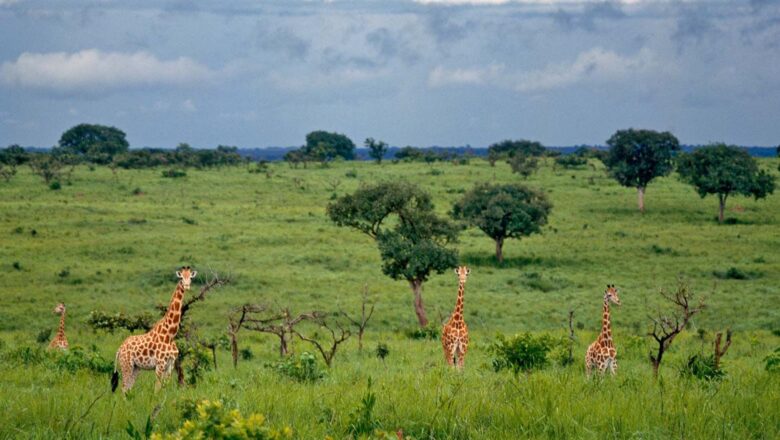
left=256, top=26, right=310, bottom=60
left=671, top=8, right=718, bottom=53
left=553, top=2, right=625, bottom=32
left=366, top=27, right=420, bottom=66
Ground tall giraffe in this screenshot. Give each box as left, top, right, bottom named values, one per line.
left=441, top=266, right=470, bottom=369
left=48, top=303, right=69, bottom=350
left=111, top=267, right=196, bottom=393
left=585, top=284, right=621, bottom=376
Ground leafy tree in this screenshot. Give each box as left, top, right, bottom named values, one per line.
left=0, top=144, right=29, bottom=166
left=365, top=138, right=389, bottom=164
left=488, top=139, right=546, bottom=159
left=327, top=182, right=459, bottom=326
left=58, top=123, right=129, bottom=164
left=677, top=144, right=775, bottom=223
left=508, top=154, right=539, bottom=179
left=395, top=146, right=424, bottom=162
left=28, top=154, right=64, bottom=185
left=603, top=128, right=680, bottom=212
left=452, top=183, right=552, bottom=263
left=303, top=130, right=355, bottom=161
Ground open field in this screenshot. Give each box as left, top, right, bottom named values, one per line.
left=1, top=158, right=779, bottom=438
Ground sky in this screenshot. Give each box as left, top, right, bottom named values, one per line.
left=1, top=0, right=779, bottom=149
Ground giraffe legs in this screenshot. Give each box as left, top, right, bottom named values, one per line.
left=455, top=344, right=467, bottom=370
left=154, top=357, right=176, bottom=392
left=121, top=363, right=138, bottom=393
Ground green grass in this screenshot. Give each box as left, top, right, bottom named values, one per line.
left=0, top=158, right=779, bottom=438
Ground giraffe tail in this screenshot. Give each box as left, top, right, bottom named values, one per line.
left=110, top=350, right=120, bottom=393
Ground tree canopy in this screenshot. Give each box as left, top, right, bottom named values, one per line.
left=327, top=182, right=459, bottom=326
left=488, top=139, right=546, bottom=159
left=603, top=128, right=680, bottom=212
left=303, top=131, right=355, bottom=161
left=58, top=123, right=130, bottom=164
left=451, top=183, right=552, bottom=263
left=677, top=143, right=775, bottom=223
left=365, top=138, right=389, bottom=164
left=0, top=144, right=29, bottom=166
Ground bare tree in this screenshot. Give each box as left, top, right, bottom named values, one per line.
left=244, top=308, right=325, bottom=356
left=292, top=313, right=352, bottom=367
left=566, top=310, right=576, bottom=366
left=713, top=329, right=732, bottom=370
left=227, top=304, right=264, bottom=368
left=341, top=284, right=376, bottom=352
left=648, top=282, right=705, bottom=377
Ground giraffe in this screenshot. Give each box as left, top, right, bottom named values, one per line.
left=48, top=303, right=69, bottom=350
left=441, top=266, right=470, bottom=369
left=111, top=266, right=196, bottom=393
left=585, top=284, right=621, bottom=376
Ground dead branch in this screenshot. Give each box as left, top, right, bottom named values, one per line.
left=714, top=329, right=732, bottom=370
left=340, top=284, right=376, bottom=352
left=227, top=304, right=265, bottom=368
left=647, top=282, right=705, bottom=377
left=292, top=313, right=352, bottom=367
left=244, top=308, right=326, bottom=356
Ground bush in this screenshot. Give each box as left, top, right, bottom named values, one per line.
left=346, top=378, right=380, bottom=438
left=87, top=310, right=154, bottom=333
left=345, top=169, right=358, bottom=178
left=375, top=343, right=389, bottom=361
left=404, top=324, right=439, bottom=340
left=152, top=399, right=292, bottom=440
left=490, top=333, right=559, bottom=374
left=268, top=352, right=325, bottom=383
left=765, top=347, right=780, bottom=373
left=161, top=169, right=187, bottom=178
left=555, top=155, right=587, bottom=169
left=49, top=181, right=62, bottom=190
left=52, top=345, right=113, bottom=374
left=713, top=267, right=762, bottom=280
left=240, top=347, right=254, bottom=361
left=680, top=353, right=725, bottom=381
left=36, top=328, right=52, bottom=344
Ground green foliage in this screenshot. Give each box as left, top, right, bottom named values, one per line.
left=712, top=267, right=762, bottom=280
left=268, top=352, right=325, bottom=383
left=507, top=154, right=539, bottom=179
left=126, top=416, right=154, bottom=440
left=87, top=310, right=155, bottom=332
left=162, top=169, right=187, bottom=178
left=375, top=343, right=389, bottom=361
left=488, top=139, right=546, bottom=159
left=240, top=347, right=254, bottom=360
left=303, top=130, right=356, bottom=161
left=0, top=144, right=29, bottom=166
left=36, top=328, right=52, bottom=344
left=677, top=144, right=775, bottom=222
left=346, top=378, right=380, bottom=438
left=49, top=181, right=61, bottom=190
left=0, top=163, right=17, bottom=182
left=58, top=123, right=129, bottom=164
left=555, top=154, right=588, bottom=169
left=490, top=333, right=559, bottom=374
left=178, top=341, right=213, bottom=385
left=151, top=399, right=293, bottom=440
left=603, top=128, right=680, bottom=189
left=365, top=138, right=389, bottom=164
left=28, top=154, right=65, bottom=185
left=680, top=354, right=724, bottom=381
left=452, top=183, right=552, bottom=262
left=765, top=347, right=780, bottom=372
left=404, top=324, right=439, bottom=340
left=52, top=345, right=113, bottom=374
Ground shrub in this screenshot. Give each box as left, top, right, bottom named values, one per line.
left=4, top=345, right=46, bottom=365
left=87, top=310, right=155, bottom=332
left=404, top=324, right=439, bottom=340
left=375, top=343, right=389, bottom=361
left=161, top=169, right=187, bottom=178
left=765, top=347, right=780, bottom=373
left=555, top=155, right=587, bottom=169
left=490, top=333, right=559, bottom=374
left=152, top=399, right=292, bottom=440
left=346, top=378, right=380, bottom=438
left=712, top=267, right=762, bottom=280
left=680, top=353, right=725, bottom=381
left=49, top=181, right=62, bottom=190
left=132, top=187, right=143, bottom=195
left=345, top=169, right=358, bottom=178
left=52, top=345, right=113, bottom=374
left=239, top=347, right=254, bottom=361
left=36, top=328, right=52, bottom=344
left=268, top=352, right=325, bottom=383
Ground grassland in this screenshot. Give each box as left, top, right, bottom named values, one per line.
left=0, top=157, right=778, bottom=439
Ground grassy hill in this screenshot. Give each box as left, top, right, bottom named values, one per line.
left=0, top=158, right=778, bottom=438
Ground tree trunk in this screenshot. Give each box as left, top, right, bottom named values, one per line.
left=409, top=279, right=428, bottom=327
left=175, top=356, right=185, bottom=386
left=495, top=237, right=504, bottom=263
left=230, top=333, right=238, bottom=368
left=718, top=194, right=727, bottom=224
left=279, top=334, right=289, bottom=356
left=637, top=186, right=646, bottom=213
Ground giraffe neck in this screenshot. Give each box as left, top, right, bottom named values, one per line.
left=154, top=281, right=185, bottom=341
left=598, top=298, right=612, bottom=344
left=56, top=310, right=66, bottom=339
left=451, top=280, right=465, bottom=321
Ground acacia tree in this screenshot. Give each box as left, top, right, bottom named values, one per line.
left=648, top=282, right=704, bottom=378
left=603, top=129, right=680, bottom=213
left=303, top=130, right=355, bottom=161
left=451, top=183, right=552, bottom=263
left=327, top=182, right=459, bottom=326
left=59, top=123, right=129, bottom=164
left=677, top=144, right=775, bottom=223
left=488, top=139, right=546, bottom=159
left=365, top=138, right=389, bottom=164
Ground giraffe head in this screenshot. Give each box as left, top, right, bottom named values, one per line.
left=604, top=284, right=620, bottom=306
left=53, top=303, right=66, bottom=314
left=454, top=266, right=471, bottom=283
left=176, top=266, right=197, bottom=290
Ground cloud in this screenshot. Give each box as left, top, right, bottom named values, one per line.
left=0, top=49, right=216, bottom=94
left=553, top=1, right=626, bottom=32
left=181, top=99, right=197, bottom=112
left=256, top=26, right=310, bottom=60
left=429, top=47, right=664, bottom=92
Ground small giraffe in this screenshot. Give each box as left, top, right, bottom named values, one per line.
left=585, top=284, right=621, bottom=376
left=111, top=267, right=196, bottom=393
left=442, top=266, right=470, bottom=369
left=48, top=303, right=69, bottom=350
